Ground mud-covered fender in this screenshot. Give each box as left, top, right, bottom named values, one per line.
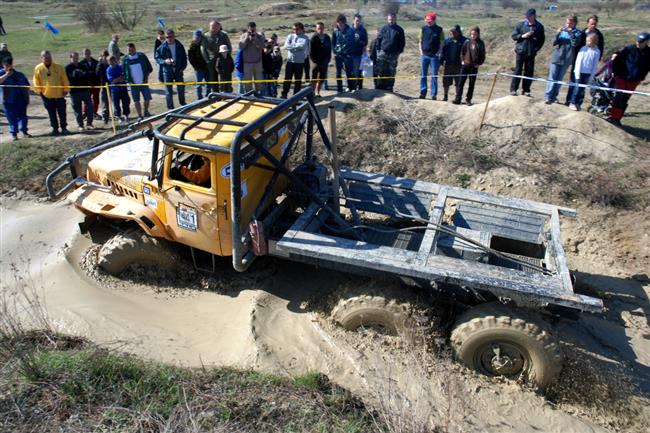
left=67, top=184, right=171, bottom=240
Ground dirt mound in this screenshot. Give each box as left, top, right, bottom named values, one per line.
left=335, top=90, right=643, bottom=164
left=329, top=90, right=649, bottom=211
left=255, top=2, right=307, bottom=16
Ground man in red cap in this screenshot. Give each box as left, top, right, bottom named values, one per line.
left=419, top=11, right=443, bottom=99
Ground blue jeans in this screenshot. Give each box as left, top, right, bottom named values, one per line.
left=544, top=63, right=570, bottom=102
left=163, top=70, right=186, bottom=109
left=263, top=73, right=277, bottom=97
left=569, top=73, right=591, bottom=109
left=420, top=54, right=440, bottom=97
left=335, top=55, right=355, bottom=92
left=4, top=103, right=28, bottom=135
left=195, top=70, right=207, bottom=99
left=351, top=54, right=362, bottom=89
left=111, top=89, right=130, bottom=117
left=565, top=70, right=577, bottom=103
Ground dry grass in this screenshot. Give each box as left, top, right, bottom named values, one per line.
left=0, top=265, right=376, bottom=433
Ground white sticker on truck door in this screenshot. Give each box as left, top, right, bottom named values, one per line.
left=176, top=203, right=198, bottom=231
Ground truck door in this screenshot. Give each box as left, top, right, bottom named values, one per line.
left=161, top=148, right=223, bottom=256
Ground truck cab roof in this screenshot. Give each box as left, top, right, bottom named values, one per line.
left=163, top=99, right=277, bottom=149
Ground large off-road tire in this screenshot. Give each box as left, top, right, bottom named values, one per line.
left=331, top=285, right=417, bottom=338
left=97, top=232, right=179, bottom=275
left=450, top=302, right=562, bottom=390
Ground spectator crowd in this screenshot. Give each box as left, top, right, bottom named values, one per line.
left=0, top=8, right=648, bottom=140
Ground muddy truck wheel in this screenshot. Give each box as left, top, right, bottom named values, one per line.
left=331, top=284, right=419, bottom=339
left=450, top=302, right=562, bottom=390
left=97, top=232, right=179, bottom=275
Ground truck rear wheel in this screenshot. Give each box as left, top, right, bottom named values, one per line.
left=450, top=302, right=562, bottom=390
left=97, top=232, right=179, bottom=275
left=331, top=286, right=416, bottom=338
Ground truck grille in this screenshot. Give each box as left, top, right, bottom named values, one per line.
left=107, top=180, right=143, bottom=201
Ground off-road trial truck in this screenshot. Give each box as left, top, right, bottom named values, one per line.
left=48, top=88, right=604, bottom=389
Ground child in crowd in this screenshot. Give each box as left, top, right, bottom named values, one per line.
left=216, top=45, right=234, bottom=93
left=262, top=44, right=275, bottom=96
left=106, top=55, right=130, bottom=122
left=271, top=46, right=283, bottom=95
left=570, top=33, right=601, bottom=111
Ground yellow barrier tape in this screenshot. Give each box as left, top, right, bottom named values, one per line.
left=0, top=72, right=498, bottom=89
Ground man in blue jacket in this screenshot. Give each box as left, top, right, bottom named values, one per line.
left=332, top=15, right=356, bottom=93
left=155, top=28, right=187, bottom=109
left=0, top=57, right=31, bottom=140
left=375, top=13, right=405, bottom=92
left=510, top=8, right=545, bottom=96
left=419, top=11, right=443, bottom=99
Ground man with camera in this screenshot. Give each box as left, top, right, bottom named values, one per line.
left=510, top=8, right=545, bottom=97
left=543, top=14, right=580, bottom=104
left=238, top=22, right=265, bottom=92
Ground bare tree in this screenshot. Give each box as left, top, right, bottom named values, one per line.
left=382, top=1, right=400, bottom=16
left=109, top=1, right=147, bottom=31
left=76, top=1, right=108, bottom=33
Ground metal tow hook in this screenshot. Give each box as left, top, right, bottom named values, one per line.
left=491, top=345, right=513, bottom=374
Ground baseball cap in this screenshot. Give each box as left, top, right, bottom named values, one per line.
left=425, top=12, right=436, bottom=23
left=451, top=24, right=462, bottom=34
left=525, top=8, right=536, bottom=17
left=248, top=21, right=256, bottom=28
left=193, top=30, right=202, bottom=38
left=0, top=43, right=7, bottom=49
left=219, top=44, right=230, bottom=53
left=637, top=32, right=650, bottom=43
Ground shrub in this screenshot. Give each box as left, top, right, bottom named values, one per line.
left=109, top=1, right=147, bottom=31
left=76, top=1, right=108, bottom=33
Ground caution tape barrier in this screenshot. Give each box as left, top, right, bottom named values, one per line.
left=1, top=71, right=648, bottom=97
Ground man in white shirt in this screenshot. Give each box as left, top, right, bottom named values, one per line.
left=123, top=43, right=153, bottom=119
left=281, top=22, right=309, bottom=98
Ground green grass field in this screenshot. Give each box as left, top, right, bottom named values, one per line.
left=1, top=1, right=648, bottom=73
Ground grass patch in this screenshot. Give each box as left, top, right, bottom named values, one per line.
left=0, top=332, right=377, bottom=433
left=0, top=134, right=98, bottom=194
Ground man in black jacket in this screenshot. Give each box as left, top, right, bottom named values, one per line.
left=375, top=13, right=405, bottom=92
left=608, top=32, right=650, bottom=126
left=66, top=52, right=93, bottom=130
left=441, top=25, right=466, bottom=101
left=310, top=22, right=331, bottom=97
left=80, top=48, right=100, bottom=121
left=510, top=8, right=545, bottom=96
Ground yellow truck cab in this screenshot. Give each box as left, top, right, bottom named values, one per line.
left=66, top=93, right=295, bottom=258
